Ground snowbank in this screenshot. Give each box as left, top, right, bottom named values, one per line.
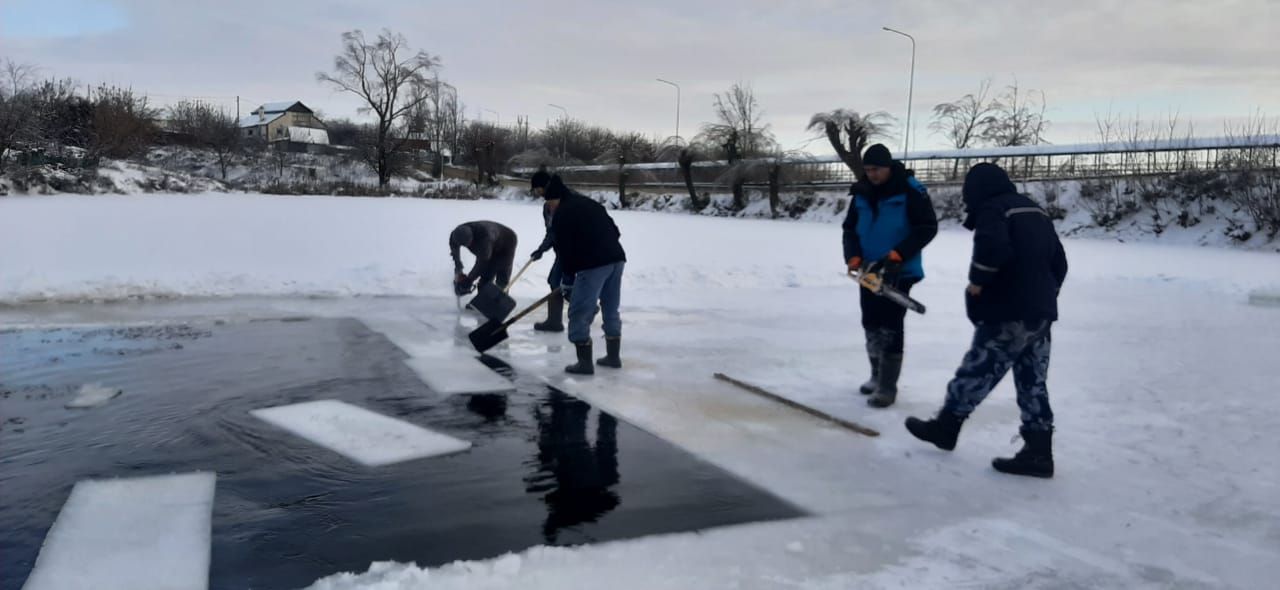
left=4, top=193, right=1280, bottom=305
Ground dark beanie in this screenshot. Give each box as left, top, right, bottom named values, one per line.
left=530, top=170, right=552, bottom=190
left=862, top=144, right=893, bottom=167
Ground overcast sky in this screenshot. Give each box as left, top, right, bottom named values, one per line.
left=2, top=0, right=1276, bottom=154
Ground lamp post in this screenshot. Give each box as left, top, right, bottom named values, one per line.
left=882, top=27, right=916, bottom=159
left=656, top=78, right=681, bottom=145
left=548, top=103, right=568, bottom=158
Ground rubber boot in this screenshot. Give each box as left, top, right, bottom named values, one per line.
left=867, top=354, right=902, bottom=408
left=565, top=341, right=594, bottom=375
left=859, top=331, right=880, bottom=395
left=596, top=337, right=622, bottom=369
left=905, top=412, right=966, bottom=451
left=534, top=291, right=565, bottom=332
left=993, top=427, right=1055, bottom=478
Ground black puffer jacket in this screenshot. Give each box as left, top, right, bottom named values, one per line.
left=548, top=178, right=626, bottom=275
left=962, top=163, right=1068, bottom=323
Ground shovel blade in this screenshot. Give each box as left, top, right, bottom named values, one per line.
left=468, top=282, right=516, bottom=322
left=468, top=319, right=510, bottom=353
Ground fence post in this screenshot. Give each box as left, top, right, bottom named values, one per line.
left=617, top=156, right=628, bottom=209
left=768, top=164, right=781, bottom=219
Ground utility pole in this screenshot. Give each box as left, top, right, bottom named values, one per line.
left=656, top=78, right=681, bottom=145
left=883, top=27, right=917, bottom=159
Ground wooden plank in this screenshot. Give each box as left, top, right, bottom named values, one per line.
left=713, top=373, right=880, bottom=438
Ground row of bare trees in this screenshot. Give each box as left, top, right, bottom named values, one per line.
left=1, top=60, right=164, bottom=171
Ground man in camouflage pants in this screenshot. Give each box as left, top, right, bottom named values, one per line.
left=905, top=163, right=1067, bottom=478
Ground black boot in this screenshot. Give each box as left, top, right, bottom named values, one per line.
left=534, top=291, right=565, bottom=332
left=867, top=354, right=902, bottom=408
left=596, top=337, right=622, bottom=369
left=993, top=427, right=1054, bottom=478
left=905, top=412, right=966, bottom=451
left=565, top=341, right=594, bottom=375
left=859, top=332, right=880, bottom=395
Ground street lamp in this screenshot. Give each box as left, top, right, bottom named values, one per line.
left=882, top=26, right=916, bottom=159
left=548, top=103, right=569, bottom=158
left=483, top=109, right=500, bottom=127
left=656, top=78, right=681, bottom=145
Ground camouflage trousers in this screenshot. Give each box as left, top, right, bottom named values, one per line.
left=943, top=320, right=1055, bottom=431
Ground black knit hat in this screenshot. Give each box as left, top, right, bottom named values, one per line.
left=530, top=170, right=552, bottom=191
left=862, top=143, right=893, bottom=168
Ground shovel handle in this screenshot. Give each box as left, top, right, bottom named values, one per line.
left=503, top=259, right=537, bottom=294
left=496, top=291, right=555, bottom=330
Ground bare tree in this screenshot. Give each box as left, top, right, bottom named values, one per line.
left=930, top=79, right=998, bottom=149
left=696, top=82, right=777, bottom=160
left=317, top=29, right=441, bottom=186
left=169, top=100, right=239, bottom=179
left=88, top=84, right=157, bottom=159
left=0, top=60, right=39, bottom=169
left=806, top=109, right=895, bottom=182
left=657, top=140, right=707, bottom=210
left=983, top=80, right=1049, bottom=147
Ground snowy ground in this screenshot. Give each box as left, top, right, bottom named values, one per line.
left=2, top=194, right=1279, bottom=588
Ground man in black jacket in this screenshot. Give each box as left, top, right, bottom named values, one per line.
left=529, top=171, right=565, bottom=332
left=450, top=221, right=518, bottom=295
left=545, top=175, right=627, bottom=374
left=842, top=144, right=938, bottom=408
left=906, top=163, right=1068, bottom=478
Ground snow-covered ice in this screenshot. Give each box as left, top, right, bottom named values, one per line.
left=2, top=193, right=1279, bottom=589
left=250, top=400, right=472, bottom=467
left=22, top=472, right=216, bottom=590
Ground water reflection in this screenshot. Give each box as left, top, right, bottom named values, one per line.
left=524, top=390, right=620, bottom=544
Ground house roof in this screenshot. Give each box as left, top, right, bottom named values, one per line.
left=238, top=112, right=285, bottom=128
left=258, top=101, right=313, bottom=114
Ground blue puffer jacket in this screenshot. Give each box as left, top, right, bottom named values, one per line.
left=842, top=162, right=938, bottom=280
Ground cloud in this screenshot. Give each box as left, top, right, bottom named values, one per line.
left=2, top=0, right=1275, bottom=150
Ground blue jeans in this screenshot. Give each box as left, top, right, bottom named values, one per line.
left=565, top=262, right=624, bottom=343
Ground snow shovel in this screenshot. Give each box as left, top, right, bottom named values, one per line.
left=467, top=259, right=535, bottom=322
left=848, top=270, right=927, bottom=314
left=469, top=291, right=555, bottom=353
left=468, top=282, right=517, bottom=321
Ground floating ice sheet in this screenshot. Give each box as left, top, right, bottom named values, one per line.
left=251, top=400, right=471, bottom=466
left=403, top=354, right=515, bottom=395
left=23, top=472, right=216, bottom=590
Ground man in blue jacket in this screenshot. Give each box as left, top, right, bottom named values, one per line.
left=842, top=144, right=938, bottom=408
left=906, top=163, right=1068, bottom=478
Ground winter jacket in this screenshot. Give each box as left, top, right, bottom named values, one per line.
left=842, top=161, right=938, bottom=279
left=548, top=180, right=626, bottom=276
left=962, top=163, right=1069, bottom=323
left=450, top=220, right=518, bottom=283
left=533, top=201, right=555, bottom=257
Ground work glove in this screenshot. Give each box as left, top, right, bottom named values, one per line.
left=454, top=274, right=474, bottom=296
left=867, top=251, right=904, bottom=283
left=530, top=249, right=545, bottom=262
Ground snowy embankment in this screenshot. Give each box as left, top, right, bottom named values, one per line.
left=2, top=193, right=1278, bottom=305
left=549, top=174, right=1279, bottom=251
left=3, top=194, right=1280, bottom=589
